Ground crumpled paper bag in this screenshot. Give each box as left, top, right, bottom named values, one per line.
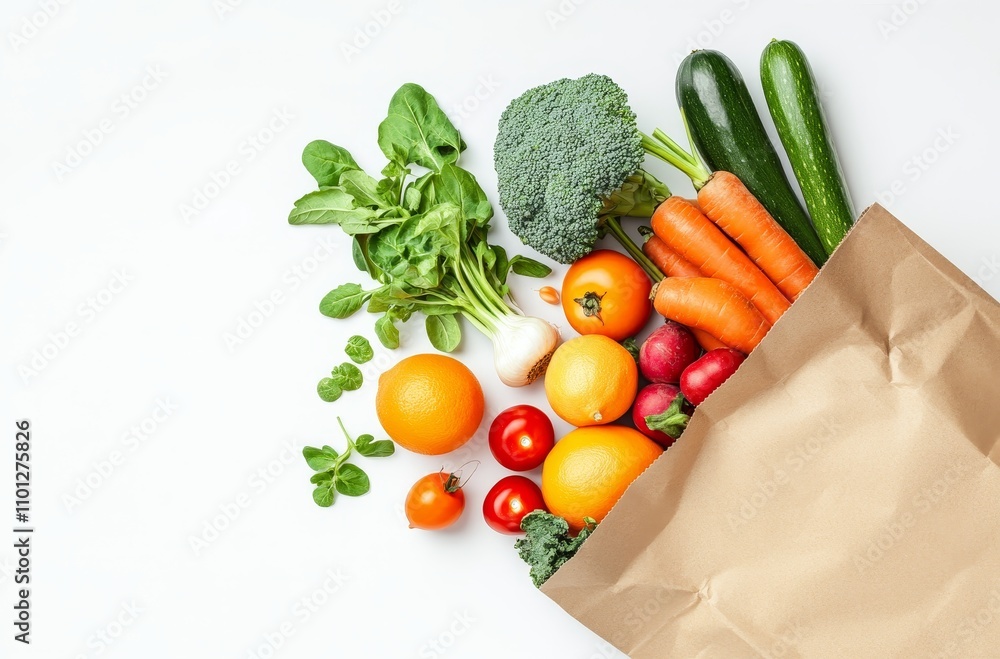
left=542, top=204, right=1000, bottom=659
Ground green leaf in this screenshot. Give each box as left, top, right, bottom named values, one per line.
left=375, top=313, right=400, bottom=349
left=367, top=208, right=462, bottom=290
left=644, top=393, right=691, bottom=440
left=312, top=483, right=335, bottom=507
left=420, top=164, right=493, bottom=225
left=317, top=378, right=343, bottom=402
left=402, top=185, right=422, bottom=213
left=288, top=188, right=379, bottom=231
left=340, top=170, right=391, bottom=209
left=302, top=140, right=360, bottom=187
left=420, top=304, right=461, bottom=316
left=509, top=255, right=552, bottom=278
left=310, top=470, right=334, bottom=484
left=351, top=237, right=368, bottom=273
left=335, top=463, right=370, bottom=496
left=515, top=512, right=596, bottom=588
left=622, top=338, right=640, bottom=364
left=377, top=83, right=465, bottom=172
left=319, top=284, right=368, bottom=319
left=303, top=446, right=339, bottom=471
left=345, top=335, right=374, bottom=364
left=355, top=434, right=395, bottom=458
left=330, top=363, right=363, bottom=391
left=492, top=245, right=510, bottom=284
left=425, top=313, right=462, bottom=352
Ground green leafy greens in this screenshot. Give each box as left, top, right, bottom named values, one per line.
left=303, top=418, right=395, bottom=507
left=289, top=83, right=559, bottom=386
left=515, top=511, right=598, bottom=587
left=344, top=335, right=374, bottom=364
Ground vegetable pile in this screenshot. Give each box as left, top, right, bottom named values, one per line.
left=288, top=40, right=856, bottom=588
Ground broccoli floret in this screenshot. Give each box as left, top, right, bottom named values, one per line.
left=494, top=74, right=672, bottom=265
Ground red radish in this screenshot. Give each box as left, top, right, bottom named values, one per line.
left=632, top=383, right=691, bottom=448
left=680, top=348, right=746, bottom=406
left=639, top=322, right=700, bottom=384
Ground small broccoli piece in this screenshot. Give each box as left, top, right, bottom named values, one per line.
left=494, top=74, right=671, bottom=265
left=515, top=511, right=598, bottom=588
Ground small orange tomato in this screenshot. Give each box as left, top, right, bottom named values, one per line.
left=405, top=471, right=465, bottom=530
left=561, top=250, right=652, bottom=340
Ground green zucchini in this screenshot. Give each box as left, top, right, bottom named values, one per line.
left=676, top=49, right=827, bottom=266
left=761, top=39, right=855, bottom=255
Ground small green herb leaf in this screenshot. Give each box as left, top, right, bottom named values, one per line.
left=310, top=471, right=334, bottom=484
left=320, top=284, right=368, bottom=319
left=375, top=313, right=400, bottom=349
left=425, top=313, right=462, bottom=352
left=355, top=434, right=395, bottom=458
left=331, top=363, right=363, bottom=391
left=302, top=140, right=360, bottom=187
left=312, top=483, right=335, bottom=507
left=303, top=445, right=339, bottom=471
left=345, top=335, right=374, bottom=364
left=317, top=378, right=343, bottom=402
left=335, top=463, right=370, bottom=496
left=509, top=255, right=552, bottom=278
left=288, top=188, right=379, bottom=230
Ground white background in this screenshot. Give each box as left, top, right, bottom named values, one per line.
left=2, top=1, right=998, bottom=657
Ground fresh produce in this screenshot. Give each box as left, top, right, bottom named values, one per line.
left=303, top=418, right=395, bottom=507
left=544, top=335, right=638, bottom=427
left=650, top=197, right=790, bottom=325
left=681, top=348, right=747, bottom=406
left=697, top=171, right=819, bottom=301
left=288, top=83, right=558, bottom=387
left=376, top=354, right=484, bottom=455
left=515, top=512, right=597, bottom=587
left=344, top=335, right=374, bottom=364
left=761, top=39, right=856, bottom=255
left=560, top=250, right=652, bottom=341
left=638, top=229, right=730, bottom=352
left=639, top=322, right=700, bottom=384
left=541, top=425, right=662, bottom=531
left=632, top=384, right=691, bottom=447
left=488, top=405, right=555, bottom=471
left=405, top=471, right=466, bottom=530
left=493, top=74, right=672, bottom=268
left=652, top=278, right=770, bottom=354
left=538, top=286, right=560, bottom=305
left=317, top=362, right=364, bottom=402
left=676, top=49, right=827, bottom=265
left=483, top=475, right=548, bottom=534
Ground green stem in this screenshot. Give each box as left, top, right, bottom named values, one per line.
left=640, top=132, right=711, bottom=188
left=603, top=217, right=664, bottom=283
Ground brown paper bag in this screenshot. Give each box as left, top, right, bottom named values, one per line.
left=542, top=204, right=1000, bottom=659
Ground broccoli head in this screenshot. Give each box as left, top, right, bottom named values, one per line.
left=494, top=74, right=670, bottom=264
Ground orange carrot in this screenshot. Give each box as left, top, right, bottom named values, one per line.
left=641, top=231, right=703, bottom=279
left=698, top=171, right=819, bottom=301
left=652, top=277, right=771, bottom=354
left=641, top=231, right=729, bottom=351
left=651, top=197, right=790, bottom=325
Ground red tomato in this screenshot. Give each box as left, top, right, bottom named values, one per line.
left=405, top=472, right=465, bottom=530
left=488, top=405, right=555, bottom=471
left=561, top=250, right=653, bottom=341
left=482, top=476, right=547, bottom=534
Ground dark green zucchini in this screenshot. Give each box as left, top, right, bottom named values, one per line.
left=761, top=39, right=855, bottom=255
left=676, top=49, right=827, bottom=266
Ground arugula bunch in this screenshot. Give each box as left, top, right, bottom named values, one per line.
left=288, top=84, right=559, bottom=386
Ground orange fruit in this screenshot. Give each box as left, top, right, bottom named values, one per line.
left=544, top=334, right=638, bottom=426
left=376, top=354, right=484, bottom=455
left=541, top=425, right=662, bottom=531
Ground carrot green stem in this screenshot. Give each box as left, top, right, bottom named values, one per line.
left=603, top=217, right=664, bottom=283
